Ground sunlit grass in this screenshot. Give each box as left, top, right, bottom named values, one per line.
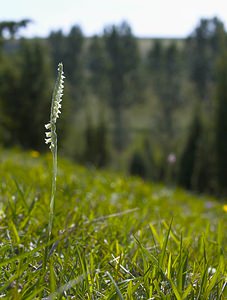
left=0, top=149, right=226, bottom=299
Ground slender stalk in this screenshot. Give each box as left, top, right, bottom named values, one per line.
left=48, top=126, right=57, bottom=239
left=45, top=63, right=65, bottom=241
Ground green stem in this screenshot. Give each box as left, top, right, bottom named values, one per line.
left=48, top=127, right=57, bottom=241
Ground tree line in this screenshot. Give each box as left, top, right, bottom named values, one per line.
left=0, top=17, right=227, bottom=196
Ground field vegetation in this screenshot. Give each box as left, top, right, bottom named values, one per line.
left=0, top=149, right=226, bottom=298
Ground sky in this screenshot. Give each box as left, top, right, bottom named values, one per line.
left=1, top=0, right=227, bottom=38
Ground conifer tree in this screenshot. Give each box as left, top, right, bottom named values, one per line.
left=178, top=113, right=202, bottom=190
left=104, top=22, right=141, bottom=150
left=87, top=35, right=109, bottom=99
left=10, top=40, right=52, bottom=149
left=186, top=17, right=225, bottom=102
left=215, top=52, right=227, bottom=193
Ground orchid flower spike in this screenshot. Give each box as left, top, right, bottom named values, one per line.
left=45, top=63, right=65, bottom=150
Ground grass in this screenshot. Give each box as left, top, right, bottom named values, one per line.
left=0, top=148, right=226, bottom=299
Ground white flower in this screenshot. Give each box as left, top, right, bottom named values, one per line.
left=45, top=138, right=52, bottom=144
left=45, top=132, right=51, bottom=138
left=208, top=267, right=216, bottom=275
left=45, top=63, right=65, bottom=150
left=45, top=123, right=51, bottom=129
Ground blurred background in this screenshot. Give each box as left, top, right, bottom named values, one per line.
left=1, top=0, right=227, bottom=196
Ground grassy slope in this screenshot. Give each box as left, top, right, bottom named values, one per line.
left=0, top=149, right=226, bottom=299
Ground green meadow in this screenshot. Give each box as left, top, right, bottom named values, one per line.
left=0, top=149, right=226, bottom=299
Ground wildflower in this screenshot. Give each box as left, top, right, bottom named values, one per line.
left=44, top=62, right=65, bottom=242
left=30, top=150, right=40, bottom=158
left=208, top=267, right=216, bottom=275
left=223, top=204, right=227, bottom=213
left=167, top=153, right=176, bottom=164
left=45, top=63, right=65, bottom=150
left=205, top=201, right=214, bottom=209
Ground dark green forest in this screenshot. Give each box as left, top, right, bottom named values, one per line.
left=1, top=17, right=227, bottom=196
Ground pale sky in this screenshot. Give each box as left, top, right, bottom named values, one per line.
left=1, top=0, right=227, bottom=38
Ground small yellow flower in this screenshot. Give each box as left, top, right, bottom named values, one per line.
left=30, top=150, right=40, bottom=158
left=223, top=204, right=227, bottom=213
